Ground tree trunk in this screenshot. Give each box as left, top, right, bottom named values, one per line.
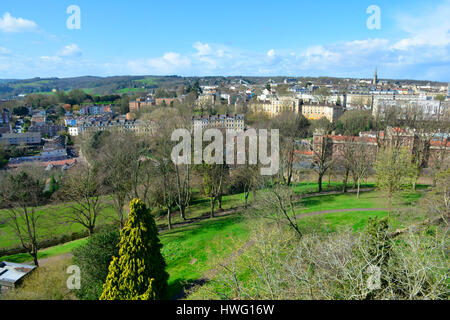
left=244, top=191, right=249, bottom=209
left=357, top=179, right=361, bottom=199
left=167, top=208, right=172, bottom=230
left=210, top=197, right=215, bottom=218
left=318, top=174, right=323, bottom=192
left=218, top=195, right=222, bottom=210
left=180, top=205, right=186, bottom=221
left=31, top=245, right=39, bottom=266
left=343, top=168, right=349, bottom=193
left=387, top=192, right=392, bottom=216
left=328, top=168, right=332, bottom=186
left=88, top=226, right=94, bottom=236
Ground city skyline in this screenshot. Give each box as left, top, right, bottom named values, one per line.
left=0, top=0, right=449, bottom=81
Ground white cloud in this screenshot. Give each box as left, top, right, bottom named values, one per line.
left=127, top=52, right=191, bottom=74
left=2, top=2, right=450, bottom=81
left=0, top=12, right=38, bottom=33
left=392, top=0, right=450, bottom=50
left=40, top=56, right=62, bottom=63
left=193, top=42, right=213, bottom=56
left=38, top=44, right=82, bottom=64
left=0, top=47, right=11, bottom=55
left=58, top=44, right=82, bottom=57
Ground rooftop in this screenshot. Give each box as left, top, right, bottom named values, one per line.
left=0, top=261, right=37, bottom=288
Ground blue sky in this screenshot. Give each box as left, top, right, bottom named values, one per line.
left=0, top=0, right=449, bottom=81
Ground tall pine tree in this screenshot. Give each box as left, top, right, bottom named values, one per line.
left=100, top=199, right=169, bottom=300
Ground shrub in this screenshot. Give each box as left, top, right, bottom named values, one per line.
left=72, top=226, right=120, bottom=300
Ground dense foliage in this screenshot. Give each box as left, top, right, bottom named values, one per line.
left=100, top=199, right=169, bottom=300
left=72, top=226, right=120, bottom=300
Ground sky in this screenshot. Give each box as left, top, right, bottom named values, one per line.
left=0, top=0, right=449, bottom=81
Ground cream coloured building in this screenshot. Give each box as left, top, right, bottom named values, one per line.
left=250, top=97, right=302, bottom=117
left=250, top=97, right=343, bottom=122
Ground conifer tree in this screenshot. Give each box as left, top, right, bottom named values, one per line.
left=100, top=199, right=169, bottom=300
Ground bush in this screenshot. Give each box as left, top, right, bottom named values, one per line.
left=72, top=226, right=120, bottom=300
left=207, top=219, right=449, bottom=300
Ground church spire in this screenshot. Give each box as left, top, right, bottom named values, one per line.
left=373, top=67, right=378, bottom=86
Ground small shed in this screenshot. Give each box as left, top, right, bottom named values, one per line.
left=0, top=261, right=37, bottom=293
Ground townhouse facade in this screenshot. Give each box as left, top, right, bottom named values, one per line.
left=0, top=132, right=41, bottom=146
left=79, top=105, right=112, bottom=115
left=312, top=127, right=450, bottom=168
left=250, top=97, right=344, bottom=122
left=68, top=119, right=156, bottom=136
left=192, top=114, right=245, bottom=132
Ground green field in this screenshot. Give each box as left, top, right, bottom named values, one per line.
left=116, top=87, right=146, bottom=94
left=0, top=182, right=417, bottom=257
left=11, top=80, right=51, bottom=88
left=0, top=185, right=429, bottom=300
left=135, top=78, right=158, bottom=86
left=1, top=213, right=250, bottom=299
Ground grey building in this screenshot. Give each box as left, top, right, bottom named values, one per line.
left=0, top=132, right=42, bottom=146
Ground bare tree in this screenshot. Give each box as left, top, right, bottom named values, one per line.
left=374, top=146, right=415, bottom=214
left=313, top=134, right=333, bottom=192
left=232, top=164, right=260, bottom=209
left=271, top=112, right=309, bottom=186
left=351, top=142, right=374, bottom=199
left=197, top=162, right=229, bottom=218
left=253, top=184, right=302, bottom=238
left=58, top=165, right=104, bottom=235
left=99, top=133, right=141, bottom=228
left=174, top=163, right=191, bottom=221
left=0, top=170, right=45, bottom=266
left=422, top=168, right=449, bottom=224
left=338, top=137, right=355, bottom=193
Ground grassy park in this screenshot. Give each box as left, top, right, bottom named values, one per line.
left=1, top=179, right=434, bottom=300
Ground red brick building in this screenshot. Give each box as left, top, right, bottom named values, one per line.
left=313, top=127, right=449, bottom=169
left=129, top=97, right=155, bottom=112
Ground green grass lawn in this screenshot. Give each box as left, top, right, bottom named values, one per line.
left=161, top=214, right=250, bottom=298
left=1, top=213, right=251, bottom=300
left=0, top=201, right=118, bottom=250
left=1, top=238, right=88, bottom=263
left=294, top=189, right=424, bottom=214
left=0, top=186, right=429, bottom=300
left=292, top=181, right=375, bottom=195
left=0, top=189, right=247, bottom=255
left=0, top=181, right=424, bottom=258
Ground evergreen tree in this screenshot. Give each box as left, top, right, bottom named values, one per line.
left=73, top=226, right=120, bottom=300
left=100, top=199, right=169, bottom=300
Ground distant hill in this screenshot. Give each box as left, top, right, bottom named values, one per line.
left=0, top=76, right=183, bottom=99
left=0, top=75, right=445, bottom=99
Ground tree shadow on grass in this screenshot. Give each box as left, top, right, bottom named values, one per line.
left=161, top=215, right=243, bottom=242
left=168, top=278, right=209, bottom=300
